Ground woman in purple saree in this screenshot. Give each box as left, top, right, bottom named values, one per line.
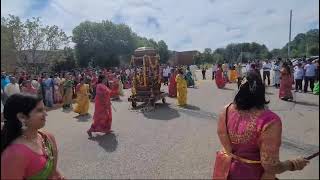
left=213, top=71, right=309, bottom=180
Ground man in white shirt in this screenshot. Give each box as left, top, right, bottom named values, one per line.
left=162, top=66, right=170, bottom=85
left=262, top=60, right=272, bottom=86
left=304, top=59, right=317, bottom=92
left=4, top=77, right=20, bottom=97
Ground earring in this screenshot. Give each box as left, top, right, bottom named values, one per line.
left=21, top=120, right=27, bottom=130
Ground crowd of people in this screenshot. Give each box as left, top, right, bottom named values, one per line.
left=211, top=58, right=319, bottom=101
left=1, top=57, right=318, bottom=179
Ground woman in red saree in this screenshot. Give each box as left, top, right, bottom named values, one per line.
left=213, top=71, right=309, bottom=180
left=215, top=64, right=226, bottom=89
left=168, top=68, right=177, bottom=97
left=87, top=75, right=112, bottom=137
left=279, top=62, right=293, bottom=101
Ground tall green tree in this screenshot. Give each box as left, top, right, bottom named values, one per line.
left=157, top=40, right=169, bottom=64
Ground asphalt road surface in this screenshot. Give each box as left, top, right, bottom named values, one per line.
left=43, top=70, right=319, bottom=179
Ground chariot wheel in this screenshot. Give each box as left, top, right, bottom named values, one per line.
left=132, top=101, right=137, bottom=108
left=162, top=98, right=166, bottom=104
left=150, top=99, right=156, bottom=107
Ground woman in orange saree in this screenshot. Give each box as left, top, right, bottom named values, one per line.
left=87, top=75, right=112, bottom=137
left=213, top=71, right=309, bottom=180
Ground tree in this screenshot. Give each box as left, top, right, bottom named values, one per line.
left=212, top=53, right=224, bottom=64
left=52, top=47, right=77, bottom=73
left=308, top=45, right=319, bottom=56
left=203, top=48, right=213, bottom=63
left=192, top=52, right=203, bottom=65
left=157, top=40, right=169, bottom=64
left=1, top=15, right=70, bottom=73
left=279, top=29, right=319, bottom=58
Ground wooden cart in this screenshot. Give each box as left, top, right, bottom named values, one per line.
left=128, top=47, right=167, bottom=108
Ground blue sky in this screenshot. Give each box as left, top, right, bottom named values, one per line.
left=1, top=0, right=319, bottom=51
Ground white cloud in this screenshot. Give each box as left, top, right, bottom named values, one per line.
left=1, top=0, right=319, bottom=51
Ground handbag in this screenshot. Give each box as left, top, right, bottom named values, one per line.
left=212, top=103, right=232, bottom=180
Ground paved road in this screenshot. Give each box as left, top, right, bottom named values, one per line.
left=44, top=70, right=319, bottom=179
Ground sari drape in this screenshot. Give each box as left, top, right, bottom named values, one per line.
left=74, top=84, right=90, bottom=115
left=279, top=68, right=293, bottom=99
left=215, top=68, right=226, bottom=88
left=88, top=83, right=112, bottom=133
left=63, top=80, right=73, bottom=108
left=214, top=104, right=282, bottom=180
left=168, top=72, right=177, bottom=97
left=176, top=74, right=187, bottom=106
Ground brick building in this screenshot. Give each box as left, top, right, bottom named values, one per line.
left=168, top=50, right=199, bottom=66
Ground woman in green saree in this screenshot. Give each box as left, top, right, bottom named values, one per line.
left=63, top=73, right=74, bottom=109
left=1, top=94, right=64, bottom=179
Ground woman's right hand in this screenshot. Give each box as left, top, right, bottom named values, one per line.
left=292, top=157, right=310, bottom=171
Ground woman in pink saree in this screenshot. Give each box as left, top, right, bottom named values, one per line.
left=213, top=71, right=309, bottom=180
left=215, top=64, right=226, bottom=89
left=279, top=62, right=293, bottom=101
left=87, top=75, right=112, bottom=137
left=168, top=68, right=177, bottom=97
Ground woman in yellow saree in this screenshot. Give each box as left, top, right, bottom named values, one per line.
left=74, top=78, right=90, bottom=116
left=175, top=68, right=187, bottom=106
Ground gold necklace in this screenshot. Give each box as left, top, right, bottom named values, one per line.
left=22, top=133, right=52, bottom=159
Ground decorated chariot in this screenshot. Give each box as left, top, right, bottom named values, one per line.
left=128, top=47, right=166, bottom=108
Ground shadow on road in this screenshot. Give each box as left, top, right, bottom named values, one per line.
left=111, top=98, right=123, bottom=102
left=142, top=103, right=180, bottom=120
left=282, top=136, right=319, bottom=155
left=293, top=101, right=319, bottom=107
left=62, top=108, right=73, bottom=113
left=89, top=133, right=118, bottom=152
left=74, top=114, right=92, bottom=122
left=180, top=104, right=200, bottom=111
left=222, top=87, right=235, bottom=91
left=45, top=104, right=63, bottom=112
left=265, top=91, right=274, bottom=95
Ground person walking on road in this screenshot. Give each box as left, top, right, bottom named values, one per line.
left=176, top=69, right=187, bottom=106
left=168, top=68, right=177, bottom=97
left=87, top=75, right=113, bottom=137
left=279, top=62, right=293, bottom=101
left=262, top=60, right=272, bottom=86
left=74, top=78, right=90, bottom=116
left=213, top=71, right=309, bottom=180
left=62, top=74, right=74, bottom=109
left=273, top=60, right=281, bottom=88
left=202, top=67, right=207, bottom=80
